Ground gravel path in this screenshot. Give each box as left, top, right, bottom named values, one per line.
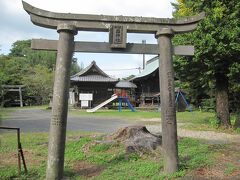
left=144, top=119, right=240, bottom=144
left=0, top=108, right=132, bottom=133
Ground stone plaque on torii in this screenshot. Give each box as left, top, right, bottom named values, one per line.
left=22, top=1, right=204, bottom=179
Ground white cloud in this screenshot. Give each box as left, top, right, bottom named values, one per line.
left=1, top=0, right=23, bottom=15
left=1, top=0, right=175, bottom=78
left=24, top=0, right=173, bottom=17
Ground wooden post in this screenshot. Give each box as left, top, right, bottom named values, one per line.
left=156, top=28, right=179, bottom=173
left=1, top=88, right=4, bottom=107
left=19, top=87, right=23, bottom=107
left=17, top=128, right=27, bottom=174
left=0, top=127, right=27, bottom=174
left=46, top=24, right=77, bottom=180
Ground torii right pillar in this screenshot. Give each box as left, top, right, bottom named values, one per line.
left=156, top=28, right=178, bottom=173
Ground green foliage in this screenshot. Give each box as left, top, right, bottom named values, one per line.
left=0, top=55, right=29, bottom=85
left=208, top=116, right=220, bottom=128
left=229, top=62, right=240, bottom=92
left=0, top=40, right=83, bottom=106
left=0, top=56, right=9, bottom=87
left=71, top=58, right=83, bottom=76
left=27, top=50, right=57, bottom=70
left=235, top=128, right=240, bottom=134
left=9, top=40, right=31, bottom=57
left=172, top=0, right=240, bottom=127
left=200, top=98, right=215, bottom=112
left=23, top=65, right=54, bottom=104
left=9, top=40, right=57, bottom=70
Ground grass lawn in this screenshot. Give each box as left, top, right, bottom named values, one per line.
left=0, top=108, right=14, bottom=120
left=177, top=111, right=240, bottom=134
left=70, top=109, right=215, bottom=123
left=1, top=131, right=239, bottom=179
left=70, top=109, right=240, bottom=132
left=70, top=109, right=161, bottom=120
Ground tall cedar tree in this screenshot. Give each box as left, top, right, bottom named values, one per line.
left=172, top=0, right=240, bottom=127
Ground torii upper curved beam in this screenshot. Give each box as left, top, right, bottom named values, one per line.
left=22, top=1, right=205, bottom=34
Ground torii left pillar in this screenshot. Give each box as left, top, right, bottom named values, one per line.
left=46, top=24, right=77, bottom=180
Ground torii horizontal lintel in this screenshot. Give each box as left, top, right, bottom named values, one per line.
left=23, top=1, right=205, bottom=34
left=31, top=39, right=194, bottom=56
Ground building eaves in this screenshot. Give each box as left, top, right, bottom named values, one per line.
left=115, top=81, right=137, bottom=89
left=71, top=75, right=118, bottom=83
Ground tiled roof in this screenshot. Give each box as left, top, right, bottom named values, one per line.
left=71, top=61, right=109, bottom=78
left=115, top=81, right=137, bottom=88
left=70, top=61, right=118, bottom=83
left=71, top=75, right=118, bottom=82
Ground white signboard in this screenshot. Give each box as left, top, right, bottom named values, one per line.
left=79, top=93, right=93, bottom=101
left=81, top=100, right=89, bottom=107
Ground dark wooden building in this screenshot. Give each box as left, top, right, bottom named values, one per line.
left=131, top=56, right=160, bottom=106
left=70, top=61, right=118, bottom=108
left=131, top=56, right=187, bottom=111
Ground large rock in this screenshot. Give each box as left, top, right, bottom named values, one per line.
left=106, top=125, right=162, bottom=154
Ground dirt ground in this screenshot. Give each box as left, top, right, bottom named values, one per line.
left=187, top=143, right=240, bottom=179
left=145, top=119, right=240, bottom=179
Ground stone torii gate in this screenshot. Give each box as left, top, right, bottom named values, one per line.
left=22, top=1, right=204, bottom=179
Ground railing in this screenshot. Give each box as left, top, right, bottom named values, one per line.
left=0, top=126, right=27, bottom=175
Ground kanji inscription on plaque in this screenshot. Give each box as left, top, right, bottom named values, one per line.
left=109, top=25, right=126, bottom=48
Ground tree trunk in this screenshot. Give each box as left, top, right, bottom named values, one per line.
left=215, top=73, right=231, bottom=128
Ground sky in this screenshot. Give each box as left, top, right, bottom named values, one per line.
left=0, top=0, right=176, bottom=78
